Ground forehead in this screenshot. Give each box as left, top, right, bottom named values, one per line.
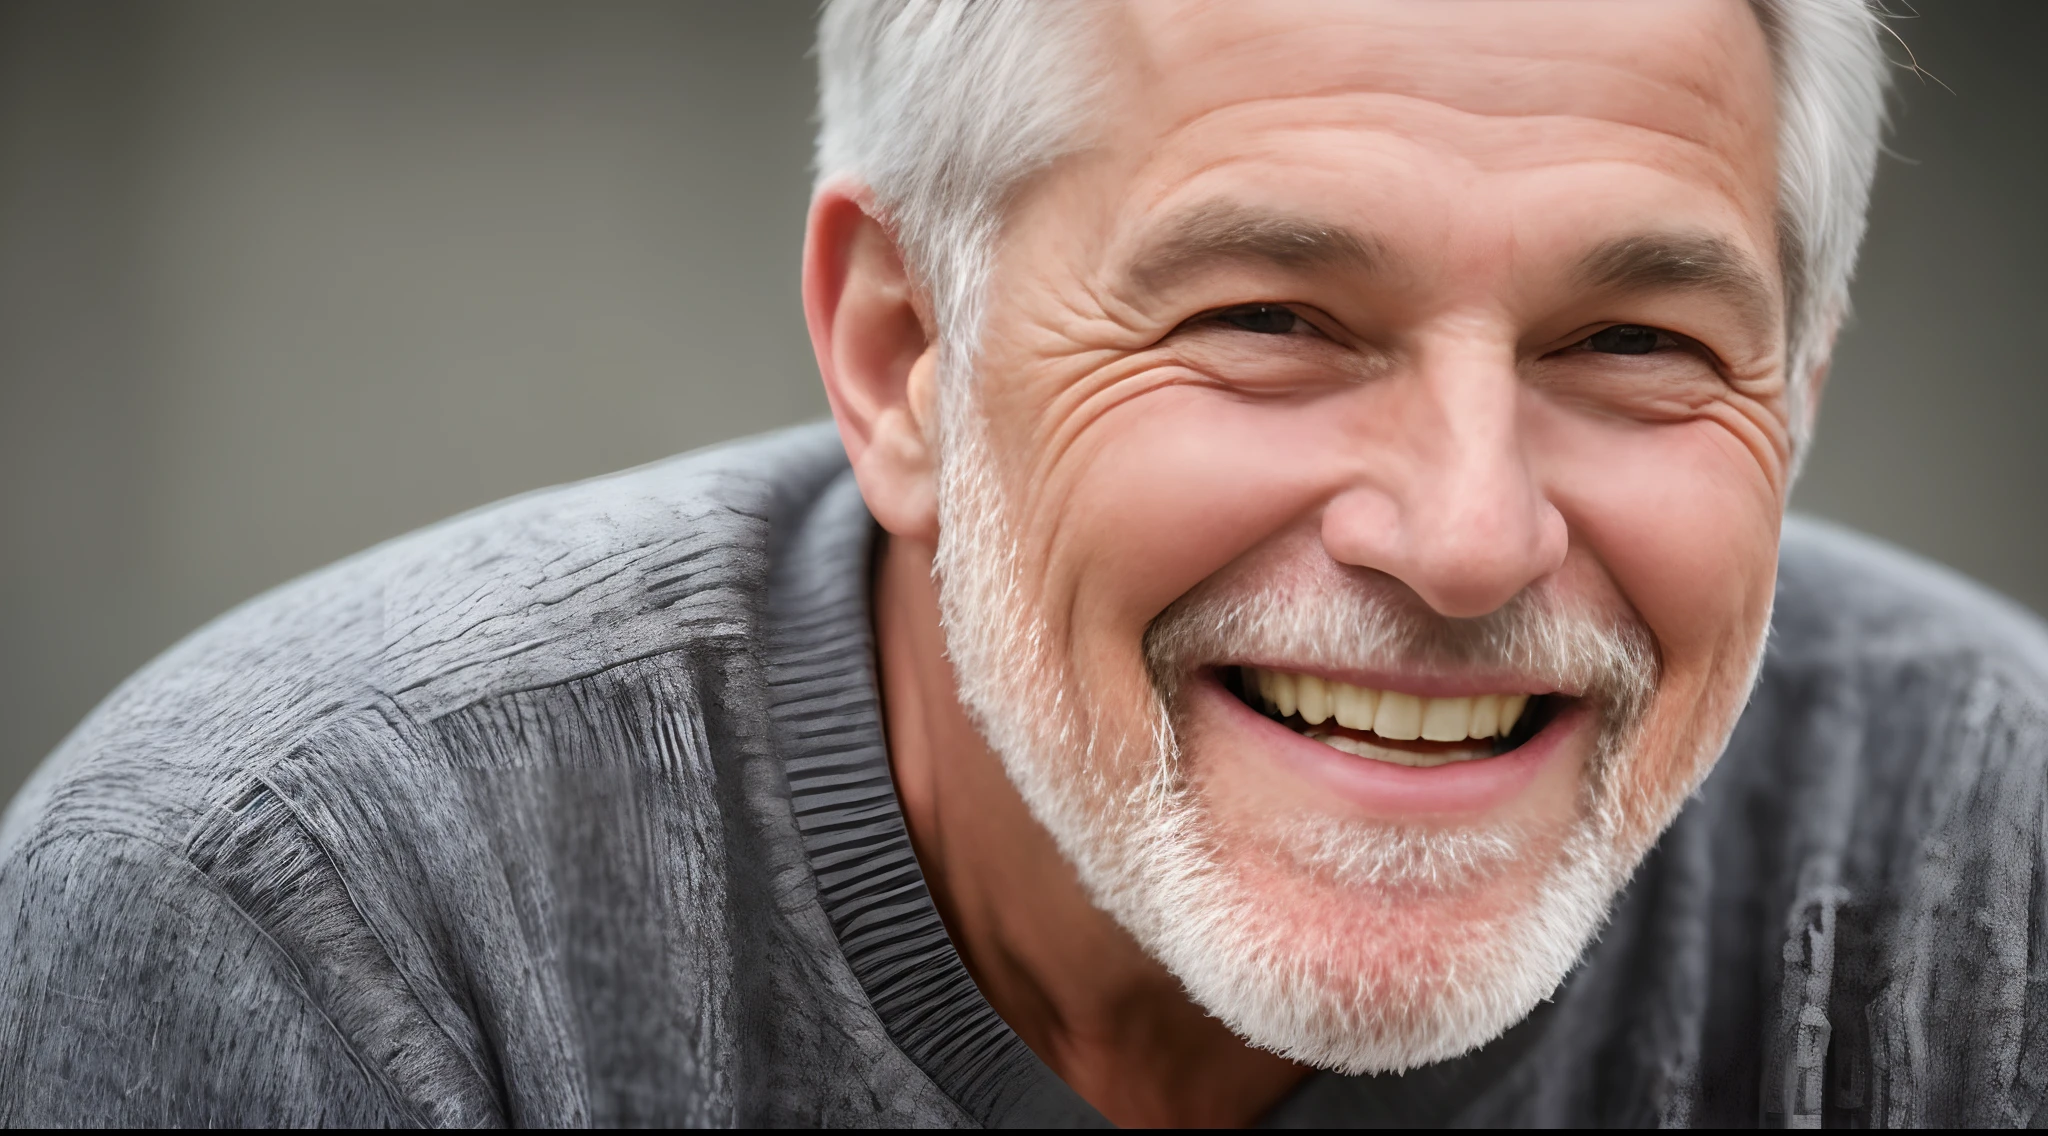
left=1091, top=0, right=1781, bottom=264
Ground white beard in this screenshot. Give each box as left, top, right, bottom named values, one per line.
left=925, top=384, right=1724, bottom=1073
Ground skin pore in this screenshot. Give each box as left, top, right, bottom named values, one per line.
left=806, top=0, right=1793, bottom=1127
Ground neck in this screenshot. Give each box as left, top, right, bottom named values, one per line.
left=870, top=532, right=1308, bottom=1128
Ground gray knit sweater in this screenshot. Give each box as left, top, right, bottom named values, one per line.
left=2, top=423, right=2046, bottom=1127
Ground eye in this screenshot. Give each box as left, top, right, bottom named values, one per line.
left=1209, top=303, right=1303, bottom=335
left=1581, top=324, right=1672, bottom=355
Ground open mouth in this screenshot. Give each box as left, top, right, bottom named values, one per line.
left=1226, top=665, right=1558, bottom=769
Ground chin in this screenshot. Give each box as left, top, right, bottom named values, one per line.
left=1097, top=763, right=1629, bottom=1074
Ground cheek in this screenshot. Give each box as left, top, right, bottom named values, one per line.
left=1575, top=428, right=1776, bottom=657
left=1014, top=384, right=1362, bottom=675
left=1535, top=408, right=1782, bottom=784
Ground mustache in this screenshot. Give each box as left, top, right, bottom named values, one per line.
left=1143, top=563, right=1659, bottom=715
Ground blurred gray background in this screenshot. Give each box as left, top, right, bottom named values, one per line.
left=1, top=1, right=2041, bottom=808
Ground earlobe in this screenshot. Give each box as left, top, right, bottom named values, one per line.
left=802, top=180, right=941, bottom=542
left=1805, top=359, right=1831, bottom=415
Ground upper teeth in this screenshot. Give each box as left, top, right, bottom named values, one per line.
left=1244, top=667, right=1531, bottom=742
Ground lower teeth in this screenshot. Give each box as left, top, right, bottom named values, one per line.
left=1306, top=731, right=1495, bottom=768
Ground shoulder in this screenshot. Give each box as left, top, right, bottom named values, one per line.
left=0, top=422, right=851, bottom=857
left=1751, top=516, right=2048, bottom=868
left=362, top=420, right=851, bottom=718
left=0, top=424, right=854, bottom=1124
left=1772, top=515, right=2048, bottom=692
left=1754, top=517, right=2048, bottom=855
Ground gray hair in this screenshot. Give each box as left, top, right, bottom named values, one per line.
left=814, top=0, right=1891, bottom=454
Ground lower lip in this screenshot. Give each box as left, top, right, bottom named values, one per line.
left=1193, top=672, right=1584, bottom=818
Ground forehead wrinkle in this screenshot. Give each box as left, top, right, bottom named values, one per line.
left=1120, top=199, right=1389, bottom=297
left=1155, top=92, right=1747, bottom=190
left=1115, top=92, right=1773, bottom=253
left=1134, top=32, right=1764, bottom=170
left=1574, top=232, right=1779, bottom=340
left=1162, top=81, right=1729, bottom=152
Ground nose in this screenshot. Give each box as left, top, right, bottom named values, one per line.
left=1319, top=354, right=1567, bottom=619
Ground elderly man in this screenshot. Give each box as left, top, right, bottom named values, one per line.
left=3, top=0, right=2041, bottom=1127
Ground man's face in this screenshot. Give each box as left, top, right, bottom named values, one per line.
left=935, top=0, right=1787, bottom=1069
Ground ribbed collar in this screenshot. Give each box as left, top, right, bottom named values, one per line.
left=763, top=470, right=1108, bottom=1128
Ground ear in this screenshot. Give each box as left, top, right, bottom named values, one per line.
left=803, top=178, right=941, bottom=543
left=1786, top=352, right=1834, bottom=465
left=1804, top=358, right=1832, bottom=416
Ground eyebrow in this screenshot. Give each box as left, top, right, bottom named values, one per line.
left=1574, top=232, right=1778, bottom=337
left=1122, top=201, right=1387, bottom=295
